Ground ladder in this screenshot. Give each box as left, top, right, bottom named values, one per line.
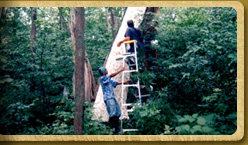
left=117, top=40, right=141, bottom=133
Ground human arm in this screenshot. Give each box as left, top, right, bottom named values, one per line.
left=118, top=79, right=132, bottom=85
left=110, top=67, right=125, bottom=77
left=117, top=36, right=130, bottom=47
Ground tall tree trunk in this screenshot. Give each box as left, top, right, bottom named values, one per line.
left=140, top=7, right=159, bottom=30
left=70, top=7, right=86, bottom=135
left=0, top=7, right=4, bottom=46
left=30, top=7, right=37, bottom=92
left=110, top=7, right=115, bottom=41
left=70, top=8, right=96, bottom=102
left=31, top=8, right=37, bottom=47
left=58, top=7, right=63, bottom=30
left=114, top=8, right=118, bottom=28
left=58, top=7, right=68, bottom=35
left=84, top=54, right=96, bottom=102
left=105, top=8, right=110, bottom=33
left=0, top=7, right=4, bottom=25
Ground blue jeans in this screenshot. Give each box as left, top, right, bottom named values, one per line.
left=104, top=98, right=121, bottom=118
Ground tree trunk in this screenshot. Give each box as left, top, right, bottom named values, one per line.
left=31, top=8, right=37, bottom=46
left=0, top=7, right=4, bottom=25
left=0, top=7, right=4, bottom=46
left=84, top=55, right=96, bottom=102
left=140, top=7, right=159, bottom=30
left=58, top=7, right=68, bottom=34
left=70, top=8, right=96, bottom=103
left=110, top=7, right=115, bottom=41
left=30, top=7, right=37, bottom=92
left=58, top=7, right=63, bottom=30
left=114, top=8, right=118, bottom=28
left=105, top=8, right=110, bottom=33
left=70, top=7, right=86, bottom=135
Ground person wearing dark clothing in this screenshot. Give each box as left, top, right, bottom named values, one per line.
left=117, top=20, right=145, bottom=53
left=124, top=27, right=145, bottom=52
left=143, top=23, right=157, bottom=49
left=143, top=20, right=160, bottom=73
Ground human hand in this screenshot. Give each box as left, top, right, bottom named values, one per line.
left=117, top=42, right=121, bottom=47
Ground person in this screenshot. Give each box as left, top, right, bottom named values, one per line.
left=117, top=20, right=145, bottom=53
left=142, top=20, right=160, bottom=73
left=98, top=66, right=132, bottom=133
left=117, top=20, right=145, bottom=70
left=143, top=20, right=158, bottom=49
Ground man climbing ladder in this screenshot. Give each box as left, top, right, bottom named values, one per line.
left=117, top=20, right=145, bottom=52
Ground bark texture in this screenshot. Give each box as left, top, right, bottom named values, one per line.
left=58, top=7, right=68, bottom=34
left=30, top=8, right=37, bottom=49
left=140, top=7, right=159, bottom=30
left=70, top=8, right=96, bottom=103
left=110, top=7, right=115, bottom=41
left=30, top=7, right=37, bottom=92
left=105, top=8, right=110, bottom=33
left=70, top=7, right=85, bottom=135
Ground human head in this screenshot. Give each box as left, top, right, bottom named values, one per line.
left=127, top=20, right=134, bottom=27
left=98, top=67, right=107, bottom=76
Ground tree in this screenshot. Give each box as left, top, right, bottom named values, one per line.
left=58, top=7, right=69, bottom=36
left=105, top=8, right=110, bottom=33
left=110, top=7, right=115, bottom=41
left=70, top=7, right=86, bottom=135
left=0, top=7, right=4, bottom=45
left=140, top=7, right=159, bottom=33
left=0, top=7, right=4, bottom=25
left=30, top=7, right=36, bottom=92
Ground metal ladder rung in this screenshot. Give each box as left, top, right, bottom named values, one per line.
left=129, top=64, right=136, bottom=66
left=123, top=70, right=138, bottom=73
left=122, top=103, right=132, bottom=106
left=123, top=129, right=138, bottom=132
left=127, top=109, right=134, bottom=112
left=121, top=52, right=131, bottom=55
left=140, top=94, right=150, bottom=97
left=122, top=103, right=141, bottom=106
left=122, top=53, right=135, bottom=57
left=123, top=84, right=138, bottom=87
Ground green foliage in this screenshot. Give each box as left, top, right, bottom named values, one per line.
left=84, top=7, right=126, bottom=81
left=123, top=101, right=169, bottom=135
left=124, top=7, right=237, bottom=135
left=83, top=102, right=113, bottom=135
left=0, top=7, right=237, bottom=135
left=0, top=7, right=125, bottom=135
left=0, top=101, right=36, bottom=134
left=35, top=97, right=112, bottom=135
left=173, top=114, right=218, bottom=135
